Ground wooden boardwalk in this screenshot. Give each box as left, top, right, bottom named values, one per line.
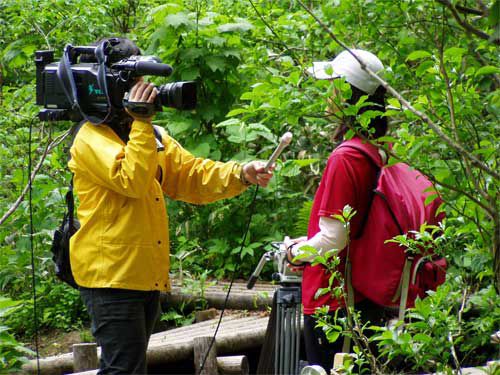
left=22, top=282, right=276, bottom=375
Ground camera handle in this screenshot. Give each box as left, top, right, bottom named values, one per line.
left=247, top=251, right=274, bottom=289
left=57, top=41, right=115, bottom=125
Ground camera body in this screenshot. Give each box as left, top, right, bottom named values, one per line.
left=271, top=242, right=303, bottom=284
left=247, top=242, right=302, bottom=289
left=35, top=44, right=196, bottom=122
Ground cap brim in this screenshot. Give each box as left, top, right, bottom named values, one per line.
left=306, top=61, right=340, bottom=80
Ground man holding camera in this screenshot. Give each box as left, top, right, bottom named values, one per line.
left=68, top=38, right=273, bottom=375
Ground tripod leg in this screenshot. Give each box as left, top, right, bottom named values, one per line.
left=295, top=304, right=301, bottom=374
left=290, top=305, right=297, bottom=374
left=284, top=307, right=292, bottom=374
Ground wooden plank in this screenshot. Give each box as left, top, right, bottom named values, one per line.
left=23, top=316, right=269, bottom=375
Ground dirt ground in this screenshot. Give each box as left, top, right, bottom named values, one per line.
left=32, top=328, right=91, bottom=357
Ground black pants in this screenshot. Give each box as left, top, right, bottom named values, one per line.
left=303, top=299, right=396, bottom=372
left=80, top=287, right=161, bottom=375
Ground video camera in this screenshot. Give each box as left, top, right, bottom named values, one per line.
left=35, top=39, right=196, bottom=123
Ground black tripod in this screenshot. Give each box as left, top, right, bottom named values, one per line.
left=247, top=243, right=302, bottom=375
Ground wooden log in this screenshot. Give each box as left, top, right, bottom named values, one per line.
left=73, top=343, right=98, bottom=372
left=194, top=336, right=218, bottom=375
left=23, top=316, right=270, bottom=374
left=161, top=282, right=276, bottom=311
left=22, top=352, right=75, bottom=375
left=217, top=355, right=249, bottom=375
left=70, top=356, right=250, bottom=375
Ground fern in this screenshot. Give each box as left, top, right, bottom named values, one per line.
left=293, top=200, right=313, bottom=237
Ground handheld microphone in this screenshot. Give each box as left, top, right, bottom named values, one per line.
left=265, top=131, right=293, bottom=171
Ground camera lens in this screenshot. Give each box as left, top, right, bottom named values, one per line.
left=157, top=81, right=197, bottom=110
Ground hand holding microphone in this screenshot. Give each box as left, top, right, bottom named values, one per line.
left=241, top=131, right=293, bottom=187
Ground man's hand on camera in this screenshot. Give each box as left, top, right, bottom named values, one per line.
left=241, top=161, right=273, bottom=187
left=124, top=80, right=158, bottom=122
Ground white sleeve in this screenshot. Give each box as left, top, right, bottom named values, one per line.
left=291, top=217, right=347, bottom=262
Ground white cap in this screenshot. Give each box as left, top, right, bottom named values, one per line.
left=307, top=49, right=384, bottom=95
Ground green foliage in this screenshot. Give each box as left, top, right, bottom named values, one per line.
left=0, top=0, right=498, bottom=369
left=4, top=279, right=87, bottom=336
left=0, top=297, right=34, bottom=372
left=372, top=282, right=500, bottom=373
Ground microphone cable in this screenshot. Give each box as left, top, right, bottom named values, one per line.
left=199, top=185, right=260, bottom=373
left=28, top=117, right=41, bottom=375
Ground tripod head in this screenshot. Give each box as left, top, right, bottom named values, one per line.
left=247, top=242, right=302, bottom=289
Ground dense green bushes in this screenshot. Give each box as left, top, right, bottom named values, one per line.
left=0, top=0, right=498, bottom=372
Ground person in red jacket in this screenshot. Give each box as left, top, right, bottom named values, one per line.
left=284, top=49, right=391, bottom=371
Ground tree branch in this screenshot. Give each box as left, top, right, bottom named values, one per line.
left=436, top=0, right=498, bottom=44
left=248, top=0, right=302, bottom=67
left=456, top=4, right=485, bottom=16
left=0, top=130, right=71, bottom=227
left=297, top=0, right=500, bottom=180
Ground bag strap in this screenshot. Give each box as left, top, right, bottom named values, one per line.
left=66, top=178, right=75, bottom=223
left=342, top=251, right=355, bottom=353
left=57, top=41, right=114, bottom=125
left=337, top=141, right=382, bottom=238
left=339, top=141, right=382, bottom=353
left=64, top=121, right=85, bottom=227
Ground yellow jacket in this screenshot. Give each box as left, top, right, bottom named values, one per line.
left=68, top=120, right=247, bottom=291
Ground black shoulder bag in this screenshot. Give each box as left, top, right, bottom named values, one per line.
left=51, top=178, right=80, bottom=289
left=50, top=122, right=83, bottom=289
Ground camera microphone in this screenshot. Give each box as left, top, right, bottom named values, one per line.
left=265, top=131, right=293, bottom=171
left=112, top=61, right=173, bottom=77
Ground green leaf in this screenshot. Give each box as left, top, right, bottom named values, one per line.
left=240, top=92, right=253, bottom=100
left=415, top=60, right=435, bottom=77
left=424, top=193, right=439, bottom=207
left=205, top=56, right=226, bottom=72
left=217, top=21, right=253, bottom=33
left=166, top=121, right=193, bottom=136
left=292, top=159, right=320, bottom=167
left=406, top=50, right=432, bottom=61
left=444, top=47, right=466, bottom=61
left=165, top=12, right=192, bottom=28
left=488, top=0, right=500, bottom=26
left=181, top=67, right=200, bottom=81
left=475, top=66, right=500, bottom=77
left=226, top=108, right=248, bottom=117
left=314, top=287, right=330, bottom=300
left=189, top=142, right=210, bottom=158
left=216, top=118, right=241, bottom=128
left=325, top=330, right=340, bottom=343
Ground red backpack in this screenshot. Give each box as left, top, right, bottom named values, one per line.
left=339, top=138, right=446, bottom=310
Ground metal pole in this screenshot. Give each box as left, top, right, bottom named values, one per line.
left=295, top=302, right=301, bottom=375
left=275, top=303, right=281, bottom=375
left=284, top=307, right=291, bottom=374
left=290, top=305, right=297, bottom=374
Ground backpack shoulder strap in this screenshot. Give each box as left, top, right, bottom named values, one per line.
left=153, top=125, right=165, bottom=151
left=337, top=139, right=382, bottom=238
left=337, top=138, right=384, bottom=168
